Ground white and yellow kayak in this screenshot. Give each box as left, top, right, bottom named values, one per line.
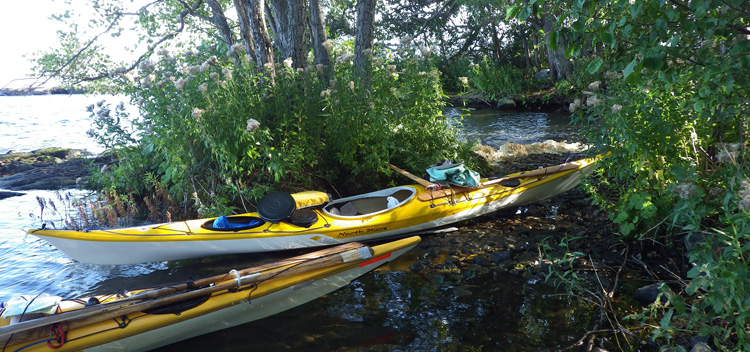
left=0, top=236, right=420, bottom=352
left=26, top=155, right=602, bottom=264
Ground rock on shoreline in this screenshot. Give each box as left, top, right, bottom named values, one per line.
left=0, top=148, right=109, bottom=195
left=0, top=87, right=87, bottom=96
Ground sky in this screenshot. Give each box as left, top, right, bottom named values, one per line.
left=0, top=0, right=148, bottom=90
left=0, top=1, right=70, bottom=89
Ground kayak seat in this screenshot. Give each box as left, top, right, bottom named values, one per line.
left=324, top=188, right=415, bottom=217
left=201, top=216, right=266, bottom=231
left=339, top=202, right=357, bottom=216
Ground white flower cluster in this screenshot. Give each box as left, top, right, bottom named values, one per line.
left=139, top=60, right=156, bottom=72
left=230, top=43, right=245, bottom=54
left=586, top=95, right=602, bottom=107
left=739, top=179, right=750, bottom=212
left=569, top=98, right=582, bottom=112
left=337, top=54, right=354, bottom=64
left=458, top=77, right=469, bottom=86
left=192, top=108, right=204, bottom=119
left=245, top=118, right=260, bottom=133
left=675, top=183, right=699, bottom=200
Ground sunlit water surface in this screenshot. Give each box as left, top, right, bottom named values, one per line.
left=0, top=96, right=588, bottom=351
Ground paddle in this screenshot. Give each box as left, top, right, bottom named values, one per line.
left=117, top=242, right=366, bottom=303
left=478, top=160, right=581, bottom=187
left=0, top=243, right=373, bottom=347
left=389, top=164, right=440, bottom=191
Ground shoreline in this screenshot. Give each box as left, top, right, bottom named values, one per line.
left=0, top=148, right=111, bottom=197
left=0, top=87, right=88, bottom=97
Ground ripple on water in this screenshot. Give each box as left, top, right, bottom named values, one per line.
left=0, top=190, right=167, bottom=302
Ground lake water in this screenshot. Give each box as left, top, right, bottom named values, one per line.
left=0, top=95, right=587, bottom=350
left=0, top=94, right=132, bottom=155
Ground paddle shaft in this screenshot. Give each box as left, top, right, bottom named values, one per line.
left=479, top=161, right=581, bottom=187
left=0, top=244, right=372, bottom=347
left=389, top=164, right=438, bottom=190
left=118, top=242, right=366, bottom=303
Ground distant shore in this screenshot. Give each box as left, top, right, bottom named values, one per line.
left=0, top=87, right=87, bottom=96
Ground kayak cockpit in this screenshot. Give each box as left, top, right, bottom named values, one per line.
left=201, top=216, right=266, bottom=231
left=323, top=186, right=416, bottom=217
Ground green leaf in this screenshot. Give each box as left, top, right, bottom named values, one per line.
left=572, top=20, right=584, bottom=32
left=693, top=100, right=705, bottom=112
left=643, top=55, right=664, bottom=70
left=565, top=42, right=576, bottom=59
left=686, top=265, right=703, bottom=279
left=518, top=6, right=532, bottom=21
left=549, top=31, right=559, bottom=51
left=623, top=58, right=638, bottom=78
left=587, top=57, right=603, bottom=74
left=613, top=210, right=629, bottom=224
left=506, top=6, right=521, bottom=20
left=660, top=308, right=674, bottom=331
left=620, top=222, right=635, bottom=236
left=625, top=69, right=641, bottom=84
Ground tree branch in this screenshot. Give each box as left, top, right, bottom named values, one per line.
left=31, top=0, right=205, bottom=88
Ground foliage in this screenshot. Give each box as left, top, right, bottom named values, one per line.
left=466, top=56, right=526, bottom=100
left=86, top=42, right=477, bottom=215
left=513, top=0, right=750, bottom=348
left=437, top=57, right=473, bottom=93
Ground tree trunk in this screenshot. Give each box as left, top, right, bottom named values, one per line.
left=490, top=23, right=501, bottom=62
left=240, top=0, right=276, bottom=83
left=354, top=0, right=376, bottom=88
left=542, top=10, right=571, bottom=80
left=206, top=0, right=236, bottom=51
left=308, top=0, right=332, bottom=78
left=268, top=0, right=308, bottom=69
left=233, top=0, right=257, bottom=65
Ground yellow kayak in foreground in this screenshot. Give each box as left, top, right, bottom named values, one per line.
left=0, top=236, right=420, bottom=352
left=26, top=155, right=602, bottom=264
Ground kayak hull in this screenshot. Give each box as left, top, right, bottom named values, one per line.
left=1, top=237, right=420, bottom=352
left=27, top=156, right=601, bottom=264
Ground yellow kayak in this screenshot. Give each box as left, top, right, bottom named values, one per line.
left=26, top=155, right=602, bottom=264
left=0, top=236, right=420, bottom=352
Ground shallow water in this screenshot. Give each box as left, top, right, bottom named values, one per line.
left=448, top=107, right=581, bottom=149
left=0, top=96, right=596, bottom=351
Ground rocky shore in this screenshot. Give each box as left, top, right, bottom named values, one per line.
left=0, top=87, right=87, bottom=96
left=0, top=148, right=110, bottom=198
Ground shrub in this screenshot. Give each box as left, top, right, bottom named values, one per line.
left=87, top=43, right=478, bottom=216
left=466, top=56, right=526, bottom=100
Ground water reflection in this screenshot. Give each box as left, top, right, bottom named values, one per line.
left=158, top=268, right=591, bottom=352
